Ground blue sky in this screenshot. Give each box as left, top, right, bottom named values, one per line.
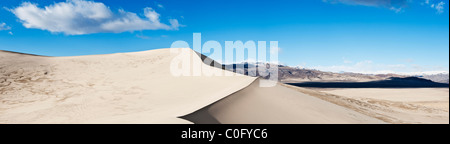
left=0, top=0, right=448, bottom=74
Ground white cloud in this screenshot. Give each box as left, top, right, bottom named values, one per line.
left=323, top=0, right=407, bottom=13
left=136, top=34, right=150, bottom=39
left=434, top=1, right=445, bottom=14
left=389, top=6, right=403, bottom=13
left=424, top=0, right=446, bottom=14
left=0, top=22, right=11, bottom=30
left=144, top=7, right=160, bottom=23
left=157, top=4, right=164, bottom=8
left=323, top=0, right=407, bottom=8
left=10, top=0, right=181, bottom=35
left=169, top=19, right=182, bottom=30
left=8, top=31, right=13, bottom=35
left=325, top=0, right=446, bottom=13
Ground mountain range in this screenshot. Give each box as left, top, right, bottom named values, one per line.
left=218, top=62, right=449, bottom=84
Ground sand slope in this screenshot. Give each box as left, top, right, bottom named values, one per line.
left=182, top=79, right=385, bottom=124
left=1, top=48, right=384, bottom=124
left=0, top=48, right=255, bottom=123
left=321, top=88, right=449, bottom=124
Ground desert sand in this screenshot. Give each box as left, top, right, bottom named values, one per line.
left=321, top=88, right=449, bottom=124
left=182, top=79, right=385, bottom=124
left=0, top=48, right=255, bottom=123
left=0, top=48, right=394, bottom=124
left=282, top=84, right=449, bottom=124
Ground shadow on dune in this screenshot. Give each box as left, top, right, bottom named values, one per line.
left=286, top=77, right=449, bottom=88
left=194, top=51, right=224, bottom=69
left=180, top=78, right=257, bottom=124
left=180, top=106, right=222, bottom=124
left=180, top=52, right=231, bottom=124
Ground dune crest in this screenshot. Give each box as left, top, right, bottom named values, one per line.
left=0, top=48, right=255, bottom=123
left=182, top=78, right=385, bottom=124
left=1, top=48, right=385, bottom=124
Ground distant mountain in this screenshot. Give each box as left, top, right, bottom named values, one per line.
left=195, top=53, right=447, bottom=84
left=220, top=62, right=403, bottom=83
left=417, top=73, right=449, bottom=84
left=287, top=77, right=449, bottom=88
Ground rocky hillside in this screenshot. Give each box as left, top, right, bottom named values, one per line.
left=221, top=62, right=403, bottom=83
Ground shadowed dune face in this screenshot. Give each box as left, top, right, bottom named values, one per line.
left=287, top=77, right=449, bottom=88
left=181, top=78, right=385, bottom=124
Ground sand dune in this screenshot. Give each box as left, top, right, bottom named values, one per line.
left=1, top=48, right=384, bottom=124
left=0, top=48, right=255, bottom=123
left=320, top=88, right=449, bottom=124
left=182, top=79, right=385, bottom=124
left=280, top=84, right=449, bottom=124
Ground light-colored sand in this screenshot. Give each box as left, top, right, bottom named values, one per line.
left=323, top=88, right=449, bottom=103
left=0, top=48, right=388, bottom=124
left=322, top=88, right=449, bottom=124
left=183, top=79, right=385, bottom=124
left=283, top=85, right=449, bottom=124
left=0, top=48, right=256, bottom=123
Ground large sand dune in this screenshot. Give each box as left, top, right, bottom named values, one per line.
left=0, top=48, right=255, bottom=123
left=1, top=48, right=383, bottom=123
left=182, top=79, right=385, bottom=124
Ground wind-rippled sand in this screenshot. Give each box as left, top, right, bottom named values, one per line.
left=283, top=85, right=449, bottom=124
left=320, top=88, right=449, bottom=124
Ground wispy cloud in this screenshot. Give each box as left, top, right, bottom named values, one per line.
left=136, top=34, right=151, bottom=39
left=324, top=0, right=447, bottom=13
left=9, top=0, right=181, bottom=35
left=136, top=34, right=169, bottom=39
left=0, top=22, right=13, bottom=35
left=323, top=0, right=408, bottom=12
left=422, top=0, right=446, bottom=13
left=0, top=22, right=11, bottom=31
left=157, top=4, right=164, bottom=9
left=431, top=1, right=446, bottom=14
left=390, top=6, right=403, bottom=13
left=323, top=0, right=407, bottom=7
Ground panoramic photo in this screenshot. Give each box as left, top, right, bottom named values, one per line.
left=0, top=0, right=448, bottom=128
